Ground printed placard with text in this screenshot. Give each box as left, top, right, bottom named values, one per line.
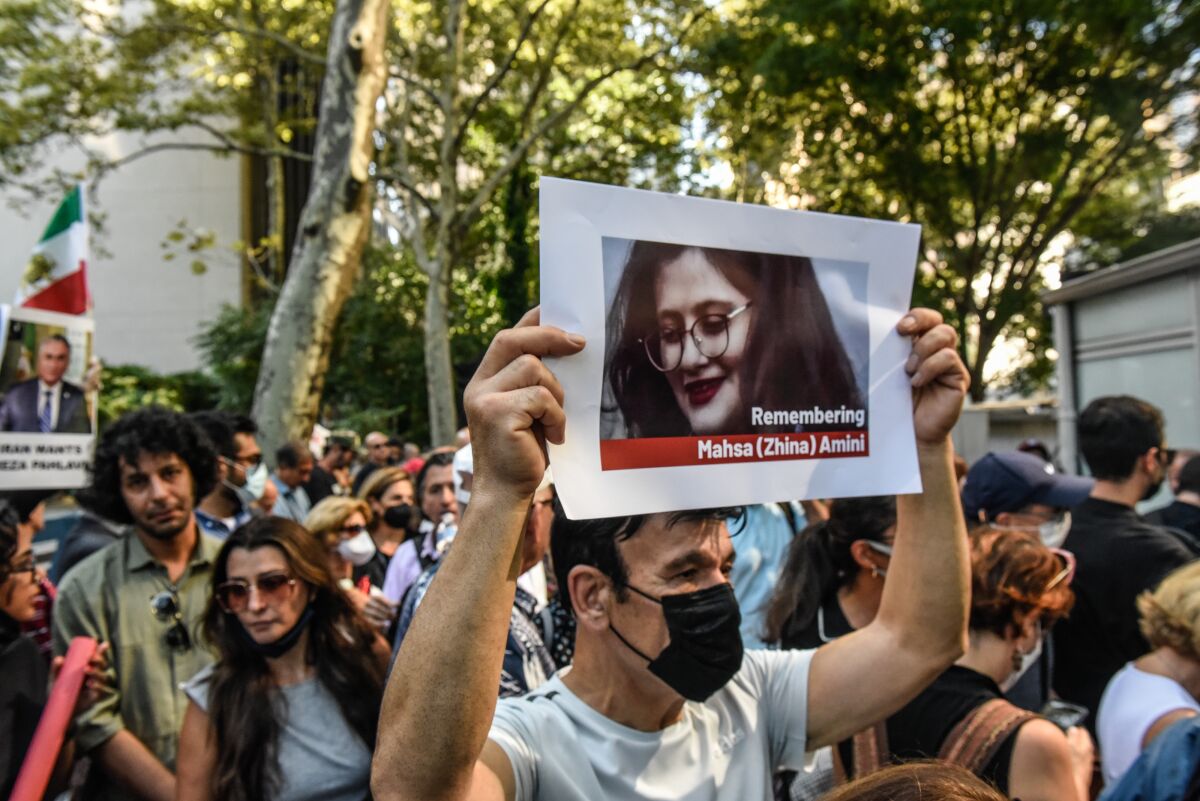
left=540, top=178, right=921, bottom=519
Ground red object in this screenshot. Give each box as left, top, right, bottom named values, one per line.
left=9, top=636, right=98, bottom=801
left=599, top=431, right=871, bottom=471
left=402, top=457, right=425, bottom=476
left=22, top=262, right=90, bottom=316
left=357, top=576, right=372, bottom=595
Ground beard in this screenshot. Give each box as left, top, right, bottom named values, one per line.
left=1142, top=478, right=1165, bottom=502
left=136, top=507, right=191, bottom=540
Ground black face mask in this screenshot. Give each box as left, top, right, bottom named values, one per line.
left=610, top=582, right=744, bottom=702
left=237, top=604, right=315, bottom=660
left=383, top=503, right=419, bottom=532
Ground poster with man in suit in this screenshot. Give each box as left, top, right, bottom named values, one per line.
left=0, top=333, right=91, bottom=433
left=0, top=307, right=97, bottom=489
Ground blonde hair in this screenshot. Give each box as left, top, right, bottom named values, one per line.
left=1139, top=561, right=1200, bottom=661
left=304, top=496, right=371, bottom=549
left=357, top=466, right=412, bottom=503
left=356, top=467, right=413, bottom=530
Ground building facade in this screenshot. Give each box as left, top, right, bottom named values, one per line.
left=1044, top=237, right=1200, bottom=473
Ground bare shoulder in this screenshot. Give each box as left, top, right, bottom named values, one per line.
left=1012, top=714, right=1070, bottom=762
left=1009, top=718, right=1075, bottom=787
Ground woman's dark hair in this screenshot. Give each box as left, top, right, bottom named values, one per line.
left=550, top=501, right=743, bottom=607
left=763, top=496, right=897, bottom=646
left=79, top=407, right=218, bottom=524
left=969, top=527, right=1074, bottom=638
left=0, top=500, right=21, bottom=584
left=201, top=517, right=386, bottom=801
left=820, top=761, right=1007, bottom=801
left=605, top=241, right=864, bottom=437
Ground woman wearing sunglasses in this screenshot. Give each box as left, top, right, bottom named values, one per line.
left=603, top=241, right=864, bottom=439
left=838, top=528, right=1092, bottom=801
left=304, top=497, right=397, bottom=631
left=176, top=517, right=389, bottom=801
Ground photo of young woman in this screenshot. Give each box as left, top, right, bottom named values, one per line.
left=602, top=239, right=867, bottom=440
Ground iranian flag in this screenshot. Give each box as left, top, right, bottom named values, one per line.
left=16, top=184, right=91, bottom=316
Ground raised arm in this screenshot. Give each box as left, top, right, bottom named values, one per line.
left=371, top=309, right=585, bottom=801
left=806, top=308, right=971, bottom=748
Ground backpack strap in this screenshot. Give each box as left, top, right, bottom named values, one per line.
left=853, top=722, right=890, bottom=779
left=939, top=698, right=1036, bottom=774
left=833, top=722, right=890, bottom=784
left=778, top=502, right=801, bottom=537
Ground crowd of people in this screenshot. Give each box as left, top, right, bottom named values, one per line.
left=2, top=306, right=1200, bottom=800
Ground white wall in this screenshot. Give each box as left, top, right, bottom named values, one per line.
left=0, top=134, right=243, bottom=373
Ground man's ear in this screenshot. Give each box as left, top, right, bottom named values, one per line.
left=1137, top=449, right=1161, bottom=481
left=568, top=565, right=613, bottom=632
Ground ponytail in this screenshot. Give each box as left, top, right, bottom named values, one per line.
left=763, top=496, right=897, bottom=646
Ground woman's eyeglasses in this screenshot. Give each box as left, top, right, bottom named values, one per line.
left=149, top=590, right=192, bottom=651
left=6, top=554, right=39, bottom=582
left=640, top=302, right=752, bottom=373
left=338, top=523, right=367, bottom=536
left=215, top=572, right=298, bottom=614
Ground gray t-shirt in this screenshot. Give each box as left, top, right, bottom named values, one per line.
left=184, top=664, right=371, bottom=801
left=489, top=648, right=816, bottom=801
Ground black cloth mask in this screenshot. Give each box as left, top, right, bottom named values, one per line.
left=383, top=503, right=419, bottom=532
left=610, top=581, right=744, bottom=702
left=237, top=604, right=315, bottom=659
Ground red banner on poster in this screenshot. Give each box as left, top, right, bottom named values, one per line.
left=600, top=431, right=870, bottom=471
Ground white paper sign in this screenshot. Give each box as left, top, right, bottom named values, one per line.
left=0, top=306, right=97, bottom=489
left=539, top=178, right=923, bottom=519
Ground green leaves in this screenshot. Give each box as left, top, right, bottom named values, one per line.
left=697, top=0, right=1199, bottom=397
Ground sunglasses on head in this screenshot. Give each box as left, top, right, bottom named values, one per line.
left=215, top=571, right=297, bottom=613
left=1046, top=548, right=1076, bottom=591
left=149, top=590, right=192, bottom=651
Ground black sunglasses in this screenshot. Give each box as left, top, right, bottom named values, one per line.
left=150, top=590, right=192, bottom=651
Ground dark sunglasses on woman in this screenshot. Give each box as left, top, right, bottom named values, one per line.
left=215, top=572, right=298, bottom=613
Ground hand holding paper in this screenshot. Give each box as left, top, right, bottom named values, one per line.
left=464, top=307, right=585, bottom=502
left=899, top=309, right=970, bottom=446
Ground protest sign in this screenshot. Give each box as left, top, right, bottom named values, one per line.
left=540, top=177, right=921, bottom=519
left=0, top=306, right=96, bottom=489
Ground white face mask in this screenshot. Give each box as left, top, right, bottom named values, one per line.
left=226, top=461, right=268, bottom=505
left=1038, top=512, right=1071, bottom=549
left=336, top=531, right=377, bottom=567
left=1001, top=623, right=1044, bottom=692
left=866, top=540, right=892, bottom=578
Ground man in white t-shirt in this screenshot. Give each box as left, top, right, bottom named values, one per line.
left=373, top=307, right=972, bottom=801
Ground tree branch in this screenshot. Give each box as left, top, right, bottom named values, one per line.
left=452, top=0, right=555, bottom=149
left=146, top=19, right=328, bottom=67
left=454, top=7, right=707, bottom=233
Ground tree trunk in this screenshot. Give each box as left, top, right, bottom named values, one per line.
left=423, top=261, right=458, bottom=446
left=251, top=0, right=389, bottom=459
